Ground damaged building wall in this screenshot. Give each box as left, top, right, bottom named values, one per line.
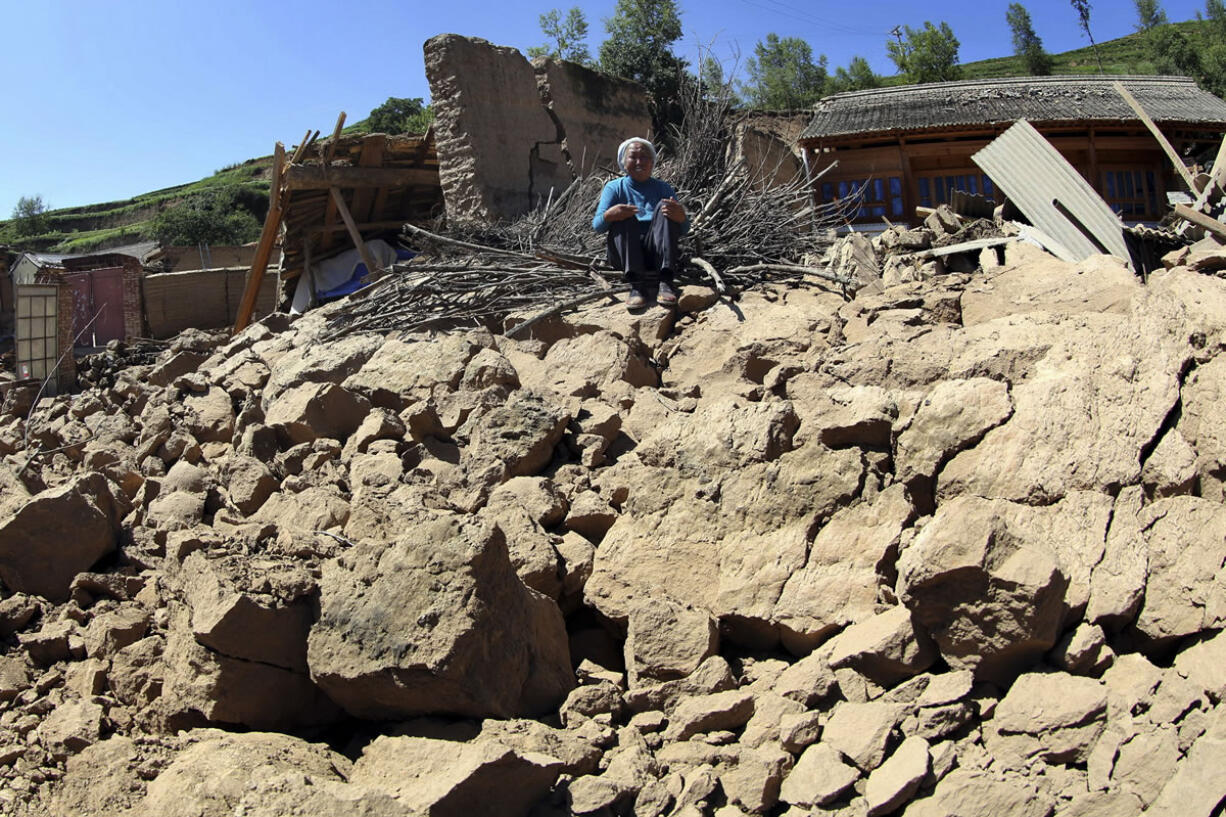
left=425, top=33, right=651, bottom=223
left=143, top=268, right=277, bottom=339
left=729, top=112, right=809, bottom=189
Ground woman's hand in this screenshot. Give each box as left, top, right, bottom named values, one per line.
left=660, top=197, right=686, bottom=223
left=604, top=204, right=639, bottom=222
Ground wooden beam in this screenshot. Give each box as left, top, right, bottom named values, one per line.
left=283, top=164, right=439, bottom=190
left=1174, top=203, right=1226, bottom=240
left=307, top=219, right=409, bottom=237
left=1114, top=81, right=1201, bottom=193
left=330, top=187, right=384, bottom=280
left=233, top=142, right=285, bottom=334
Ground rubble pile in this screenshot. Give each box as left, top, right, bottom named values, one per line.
left=0, top=234, right=1225, bottom=817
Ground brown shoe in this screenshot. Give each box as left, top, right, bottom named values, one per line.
left=626, top=288, right=648, bottom=310
left=657, top=281, right=678, bottom=305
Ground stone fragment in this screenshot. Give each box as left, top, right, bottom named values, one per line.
left=264, top=382, right=371, bottom=445
left=36, top=699, right=105, bottom=760
left=560, top=681, right=623, bottom=726
left=826, top=605, right=937, bottom=687
left=1051, top=622, right=1114, bottom=676
left=345, top=333, right=484, bottom=409
left=864, top=735, right=930, bottom=816
left=82, top=606, right=150, bottom=659
left=778, top=743, right=860, bottom=808
left=773, top=648, right=840, bottom=707
left=624, top=655, right=737, bottom=714
left=985, top=672, right=1106, bottom=765
left=775, top=484, right=914, bottom=652
left=308, top=517, right=573, bottom=719
left=1174, top=629, right=1226, bottom=702
left=624, top=594, right=717, bottom=686
left=1131, top=496, right=1226, bottom=643
left=894, top=377, right=1012, bottom=483
left=718, top=744, right=789, bottom=814
left=821, top=701, right=899, bottom=771
left=139, top=730, right=402, bottom=817
left=458, top=391, right=570, bottom=480
left=896, top=495, right=1075, bottom=682
left=916, top=769, right=1054, bottom=817
left=1144, top=710, right=1226, bottom=817
left=662, top=690, right=755, bottom=742
left=0, top=473, right=118, bottom=602
left=1111, top=725, right=1179, bottom=806
left=351, top=735, right=563, bottom=817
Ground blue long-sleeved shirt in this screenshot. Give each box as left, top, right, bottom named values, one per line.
left=592, top=176, right=690, bottom=235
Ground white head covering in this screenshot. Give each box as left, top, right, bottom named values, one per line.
left=617, top=137, right=656, bottom=172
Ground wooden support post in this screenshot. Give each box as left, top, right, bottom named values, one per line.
left=1114, top=81, right=1201, bottom=193
left=233, top=142, right=285, bottom=335
left=330, top=187, right=383, bottom=279
left=898, top=137, right=917, bottom=225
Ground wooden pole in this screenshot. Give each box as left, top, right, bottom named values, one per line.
left=330, top=187, right=383, bottom=279
left=1114, top=81, right=1201, bottom=193
left=233, top=142, right=285, bottom=334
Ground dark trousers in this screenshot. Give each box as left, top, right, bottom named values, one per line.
left=605, top=207, right=682, bottom=288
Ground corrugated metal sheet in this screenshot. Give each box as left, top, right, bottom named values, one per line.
left=801, top=75, right=1226, bottom=142
left=973, top=120, right=1132, bottom=268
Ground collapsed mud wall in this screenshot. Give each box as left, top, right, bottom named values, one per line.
left=424, top=34, right=652, bottom=223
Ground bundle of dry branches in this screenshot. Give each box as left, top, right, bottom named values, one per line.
left=322, top=81, right=862, bottom=339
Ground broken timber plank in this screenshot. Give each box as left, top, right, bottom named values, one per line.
left=972, top=120, right=1132, bottom=269
left=916, top=237, right=1018, bottom=259
left=1114, top=81, right=1201, bottom=194
left=330, top=187, right=384, bottom=279
left=320, top=113, right=347, bottom=252
left=284, top=164, right=438, bottom=191
left=1012, top=224, right=1079, bottom=264
left=1174, top=203, right=1226, bottom=240
left=307, top=219, right=409, bottom=237
left=233, top=142, right=286, bottom=334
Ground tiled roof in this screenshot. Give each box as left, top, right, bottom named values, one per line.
left=800, top=75, right=1226, bottom=141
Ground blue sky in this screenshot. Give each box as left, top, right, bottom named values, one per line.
left=0, top=0, right=1211, bottom=215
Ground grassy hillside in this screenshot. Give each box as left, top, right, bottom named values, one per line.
left=882, top=19, right=1213, bottom=86
left=0, top=156, right=273, bottom=255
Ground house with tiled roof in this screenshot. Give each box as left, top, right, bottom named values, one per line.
left=799, top=75, right=1226, bottom=224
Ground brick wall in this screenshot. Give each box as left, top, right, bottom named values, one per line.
left=120, top=257, right=144, bottom=340
left=55, top=284, right=76, bottom=394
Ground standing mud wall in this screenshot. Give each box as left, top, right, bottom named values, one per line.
left=425, top=34, right=652, bottom=223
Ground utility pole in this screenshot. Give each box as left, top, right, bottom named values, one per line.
left=889, top=26, right=904, bottom=50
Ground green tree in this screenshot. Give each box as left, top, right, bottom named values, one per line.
left=599, top=0, right=689, bottom=135
left=1148, top=24, right=1203, bottom=77
left=10, top=195, right=50, bottom=237
left=528, top=7, right=592, bottom=64
left=698, top=55, right=737, bottom=104
left=148, top=185, right=263, bottom=247
left=1007, top=4, right=1053, bottom=76
left=1200, top=1, right=1226, bottom=97
left=886, top=21, right=962, bottom=84
left=740, top=34, right=828, bottom=109
left=1070, top=0, right=1105, bottom=72
left=827, top=56, right=881, bottom=94
left=1134, top=0, right=1168, bottom=31
left=367, top=97, right=433, bottom=135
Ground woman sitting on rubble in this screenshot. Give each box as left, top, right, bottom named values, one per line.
left=592, top=137, right=690, bottom=310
